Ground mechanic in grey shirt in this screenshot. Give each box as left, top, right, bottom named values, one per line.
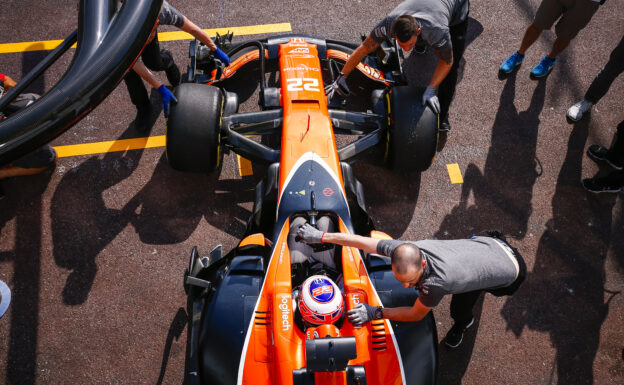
left=297, top=224, right=526, bottom=348
left=326, top=0, right=469, bottom=132
left=124, top=1, right=230, bottom=130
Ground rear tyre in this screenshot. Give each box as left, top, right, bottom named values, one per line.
left=385, top=86, right=438, bottom=172
left=166, top=83, right=223, bottom=173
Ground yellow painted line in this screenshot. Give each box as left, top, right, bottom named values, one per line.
left=446, top=163, right=463, bottom=184
left=0, top=23, right=292, bottom=54
left=237, top=155, right=253, bottom=177
left=54, top=136, right=166, bottom=158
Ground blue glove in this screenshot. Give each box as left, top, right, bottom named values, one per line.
left=422, top=86, right=440, bottom=115
left=213, top=47, right=230, bottom=66
left=157, top=85, right=177, bottom=118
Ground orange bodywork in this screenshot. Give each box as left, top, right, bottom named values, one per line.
left=237, top=38, right=405, bottom=385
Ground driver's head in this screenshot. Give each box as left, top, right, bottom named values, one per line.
left=391, top=243, right=425, bottom=288
left=392, top=15, right=421, bottom=52
left=299, top=275, right=344, bottom=326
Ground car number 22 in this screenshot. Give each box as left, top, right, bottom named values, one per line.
left=286, top=78, right=320, bottom=92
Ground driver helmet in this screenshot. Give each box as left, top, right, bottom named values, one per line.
left=298, top=275, right=344, bottom=326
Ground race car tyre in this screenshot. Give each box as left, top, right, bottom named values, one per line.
left=385, top=86, right=438, bottom=172
left=167, top=83, right=223, bottom=173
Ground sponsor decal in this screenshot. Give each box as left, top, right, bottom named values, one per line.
left=279, top=295, right=292, bottom=331
left=283, top=66, right=319, bottom=72
left=290, top=38, right=306, bottom=44
left=288, top=47, right=310, bottom=54
left=322, top=187, right=335, bottom=197
left=289, top=54, right=315, bottom=59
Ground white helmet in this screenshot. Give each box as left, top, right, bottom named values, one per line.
left=298, top=275, right=344, bottom=326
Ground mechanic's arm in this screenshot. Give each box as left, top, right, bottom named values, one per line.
left=3, top=75, right=17, bottom=91
left=429, top=47, right=453, bottom=88
left=179, top=18, right=217, bottom=51
left=381, top=298, right=432, bottom=322
left=321, top=232, right=381, bottom=254
left=341, top=35, right=380, bottom=78
left=133, top=61, right=162, bottom=88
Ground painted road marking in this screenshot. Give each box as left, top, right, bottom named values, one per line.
left=237, top=155, right=253, bottom=177
left=54, top=136, right=166, bottom=158
left=446, top=163, right=463, bottom=184
left=0, top=23, right=292, bottom=54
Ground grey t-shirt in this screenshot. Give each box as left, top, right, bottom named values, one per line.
left=370, top=0, right=469, bottom=63
left=377, top=236, right=518, bottom=307
left=159, top=1, right=185, bottom=28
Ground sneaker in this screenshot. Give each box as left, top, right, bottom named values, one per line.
left=444, top=317, right=474, bottom=348
left=530, top=56, right=557, bottom=78
left=134, top=103, right=153, bottom=133
left=500, top=52, right=525, bottom=74
left=0, top=145, right=56, bottom=180
left=587, top=145, right=623, bottom=170
left=582, top=176, right=623, bottom=193
left=567, top=99, right=593, bottom=122
left=439, top=116, right=451, bottom=132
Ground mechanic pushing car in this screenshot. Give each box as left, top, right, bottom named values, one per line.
left=326, top=0, right=469, bottom=132
left=297, top=224, right=526, bottom=348
left=123, top=0, right=230, bottom=131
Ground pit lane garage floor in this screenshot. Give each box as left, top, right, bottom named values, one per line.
left=1, top=1, right=623, bottom=384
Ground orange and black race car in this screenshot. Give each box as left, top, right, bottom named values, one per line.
left=173, top=34, right=438, bottom=385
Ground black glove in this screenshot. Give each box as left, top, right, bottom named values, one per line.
left=325, top=73, right=350, bottom=99
left=347, top=303, right=382, bottom=327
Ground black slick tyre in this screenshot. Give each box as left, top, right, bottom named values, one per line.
left=166, top=83, right=223, bottom=173
left=385, top=86, right=438, bottom=172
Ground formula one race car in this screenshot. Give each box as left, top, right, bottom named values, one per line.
left=173, top=35, right=438, bottom=385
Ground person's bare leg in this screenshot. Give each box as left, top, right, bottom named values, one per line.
left=518, top=24, right=543, bottom=55
left=548, top=38, right=570, bottom=59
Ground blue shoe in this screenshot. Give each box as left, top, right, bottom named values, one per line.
left=531, top=56, right=557, bottom=78
left=500, top=52, right=525, bottom=73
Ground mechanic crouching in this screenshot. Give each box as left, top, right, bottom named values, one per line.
left=327, top=0, right=469, bottom=132
left=296, top=224, right=526, bottom=348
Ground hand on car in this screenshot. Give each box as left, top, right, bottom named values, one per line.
left=296, top=223, right=324, bottom=244
left=213, top=47, right=231, bottom=66
left=422, top=86, right=440, bottom=115
left=157, top=85, right=177, bottom=118
left=325, top=73, right=350, bottom=99
left=347, top=303, right=379, bottom=327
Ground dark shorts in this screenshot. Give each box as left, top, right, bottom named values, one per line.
left=533, top=0, right=600, bottom=41
left=485, top=234, right=527, bottom=297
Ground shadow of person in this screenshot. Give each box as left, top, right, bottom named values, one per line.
left=501, top=118, right=617, bottom=384
left=155, top=307, right=187, bottom=385
left=50, top=124, right=148, bottom=306
left=124, top=153, right=259, bottom=245
left=0, top=169, right=53, bottom=385
left=432, top=73, right=546, bottom=384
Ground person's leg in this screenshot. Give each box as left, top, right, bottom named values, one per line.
left=445, top=290, right=480, bottom=347
left=450, top=290, right=481, bottom=326
left=547, top=37, right=570, bottom=59
left=519, top=24, right=543, bottom=55
left=608, top=119, right=624, bottom=165
left=123, top=70, right=152, bottom=132
left=585, top=35, right=624, bottom=104
left=141, top=34, right=180, bottom=87
left=438, top=17, right=468, bottom=128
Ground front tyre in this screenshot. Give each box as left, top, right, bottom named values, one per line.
left=385, top=86, right=438, bottom=172
left=166, top=83, right=223, bottom=173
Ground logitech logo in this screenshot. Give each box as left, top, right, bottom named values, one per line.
left=279, top=296, right=291, bottom=331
